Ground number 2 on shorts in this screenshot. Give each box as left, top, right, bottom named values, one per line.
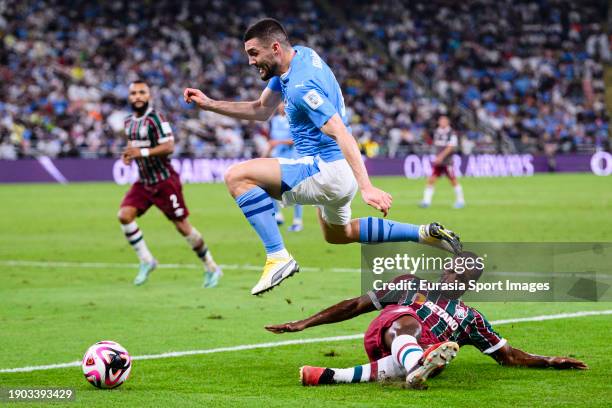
left=170, top=194, right=179, bottom=209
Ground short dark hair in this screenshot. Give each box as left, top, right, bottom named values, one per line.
left=130, top=78, right=149, bottom=87
left=456, top=251, right=484, bottom=282
left=243, top=18, right=290, bottom=46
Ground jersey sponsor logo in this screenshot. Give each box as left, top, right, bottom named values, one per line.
left=424, top=300, right=459, bottom=331
left=130, top=140, right=151, bottom=148
left=303, top=89, right=324, bottom=110
left=161, top=122, right=172, bottom=135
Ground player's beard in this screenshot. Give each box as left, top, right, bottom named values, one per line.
left=258, top=60, right=278, bottom=81
left=131, top=101, right=149, bottom=116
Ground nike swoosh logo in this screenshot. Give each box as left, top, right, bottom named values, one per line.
left=271, top=261, right=295, bottom=284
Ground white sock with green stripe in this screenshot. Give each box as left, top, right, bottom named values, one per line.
left=324, top=355, right=405, bottom=384
left=391, top=335, right=423, bottom=374
left=121, top=221, right=154, bottom=264
left=185, top=227, right=217, bottom=271
left=330, top=364, right=372, bottom=383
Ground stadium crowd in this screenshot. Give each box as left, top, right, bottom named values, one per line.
left=349, top=0, right=610, bottom=155
left=0, top=0, right=609, bottom=160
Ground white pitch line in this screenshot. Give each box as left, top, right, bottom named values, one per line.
left=2, top=260, right=608, bottom=278
left=0, top=260, right=322, bottom=273
left=489, top=310, right=612, bottom=325
left=1, top=310, right=611, bottom=374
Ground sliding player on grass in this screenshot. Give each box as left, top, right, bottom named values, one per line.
left=119, top=80, right=222, bottom=287
left=184, top=18, right=462, bottom=296
left=266, top=253, right=587, bottom=389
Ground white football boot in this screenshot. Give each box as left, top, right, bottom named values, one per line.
left=251, top=256, right=299, bottom=295
left=133, top=259, right=157, bottom=286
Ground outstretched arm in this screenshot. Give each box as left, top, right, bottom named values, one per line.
left=265, top=294, right=376, bottom=333
left=491, top=344, right=587, bottom=369
left=183, top=87, right=281, bottom=122
left=321, top=114, right=392, bottom=216
left=434, top=145, right=454, bottom=166
left=122, top=140, right=174, bottom=164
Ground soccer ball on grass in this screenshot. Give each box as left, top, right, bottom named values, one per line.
left=81, top=340, right=131, bottom=389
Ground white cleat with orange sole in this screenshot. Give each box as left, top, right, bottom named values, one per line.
left=405, top=341, right=459, bottom=390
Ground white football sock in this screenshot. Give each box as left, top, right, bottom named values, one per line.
left=121, top=221, right=154, bottom=263
left=328, top=355, right=405, bottom=383
left=331, top=365, right=372, bottom=383
left=186, top=227, right=217, bottom=271
left=454, top=184, right=464, bottom=203
left=423, top=186, right=434, bottom=204
left=391, top=335, right=423, bottom=374
left=268, top=248, right=290, bottom=260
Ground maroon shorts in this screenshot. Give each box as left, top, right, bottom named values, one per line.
left=432, top=164, right=456, bottom=181
left=363, top=304, right=439, bottom=362
left=120, top=172, right=189, bottom=221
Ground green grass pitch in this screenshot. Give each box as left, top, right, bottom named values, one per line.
left=0, top=174, right=611, bottom=407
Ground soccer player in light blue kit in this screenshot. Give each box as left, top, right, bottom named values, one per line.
left=184, top=19, right=461, bottom=295
left=267, top=103, right=303, bottom=231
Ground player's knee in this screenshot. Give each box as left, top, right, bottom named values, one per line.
left=117, top=208, right=135, bottom=224
left=174, top=220, right=191, bottom=236
left=224, top=164, right=246, bottom=192
left=390, top=316, right=422, bottom=339
left=223, top=165, right=236, bottom=186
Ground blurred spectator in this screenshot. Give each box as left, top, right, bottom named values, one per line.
left=348, top=0, right=610, bottom=154
left=0, top=0, right=608, bottom=159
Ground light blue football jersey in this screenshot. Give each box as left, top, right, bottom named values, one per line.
left=266, top=45, right=347, bottom=162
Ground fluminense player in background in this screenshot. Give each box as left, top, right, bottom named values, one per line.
left=118, top=80, right=222, bottom=287
left=184, top=19, right=462, bottom=296
left=267, top=253, right=587, bottom=389
left=420, top=115, right=465, bottom=209
left=266, top=103, right=303, bottom=232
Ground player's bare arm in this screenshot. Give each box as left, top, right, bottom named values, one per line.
left=434, top=145, right=454, bottom=166
left=321, top=114, right=393, bottom=216
left=183, top=87, right=281, bottom=122
left=492, top=343, right=588, bottom=370
left=122, top=139, right=174, bottom=164
left=265, top=294, right=375, bottom=333
left=268, top=139, right=294, bottom=148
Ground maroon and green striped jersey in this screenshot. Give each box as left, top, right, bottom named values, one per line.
left=124, top=107, right=175, bottom=185
left=433, top=126, right=458, bottom=166
left=368, top=275, right=506, bottom=354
